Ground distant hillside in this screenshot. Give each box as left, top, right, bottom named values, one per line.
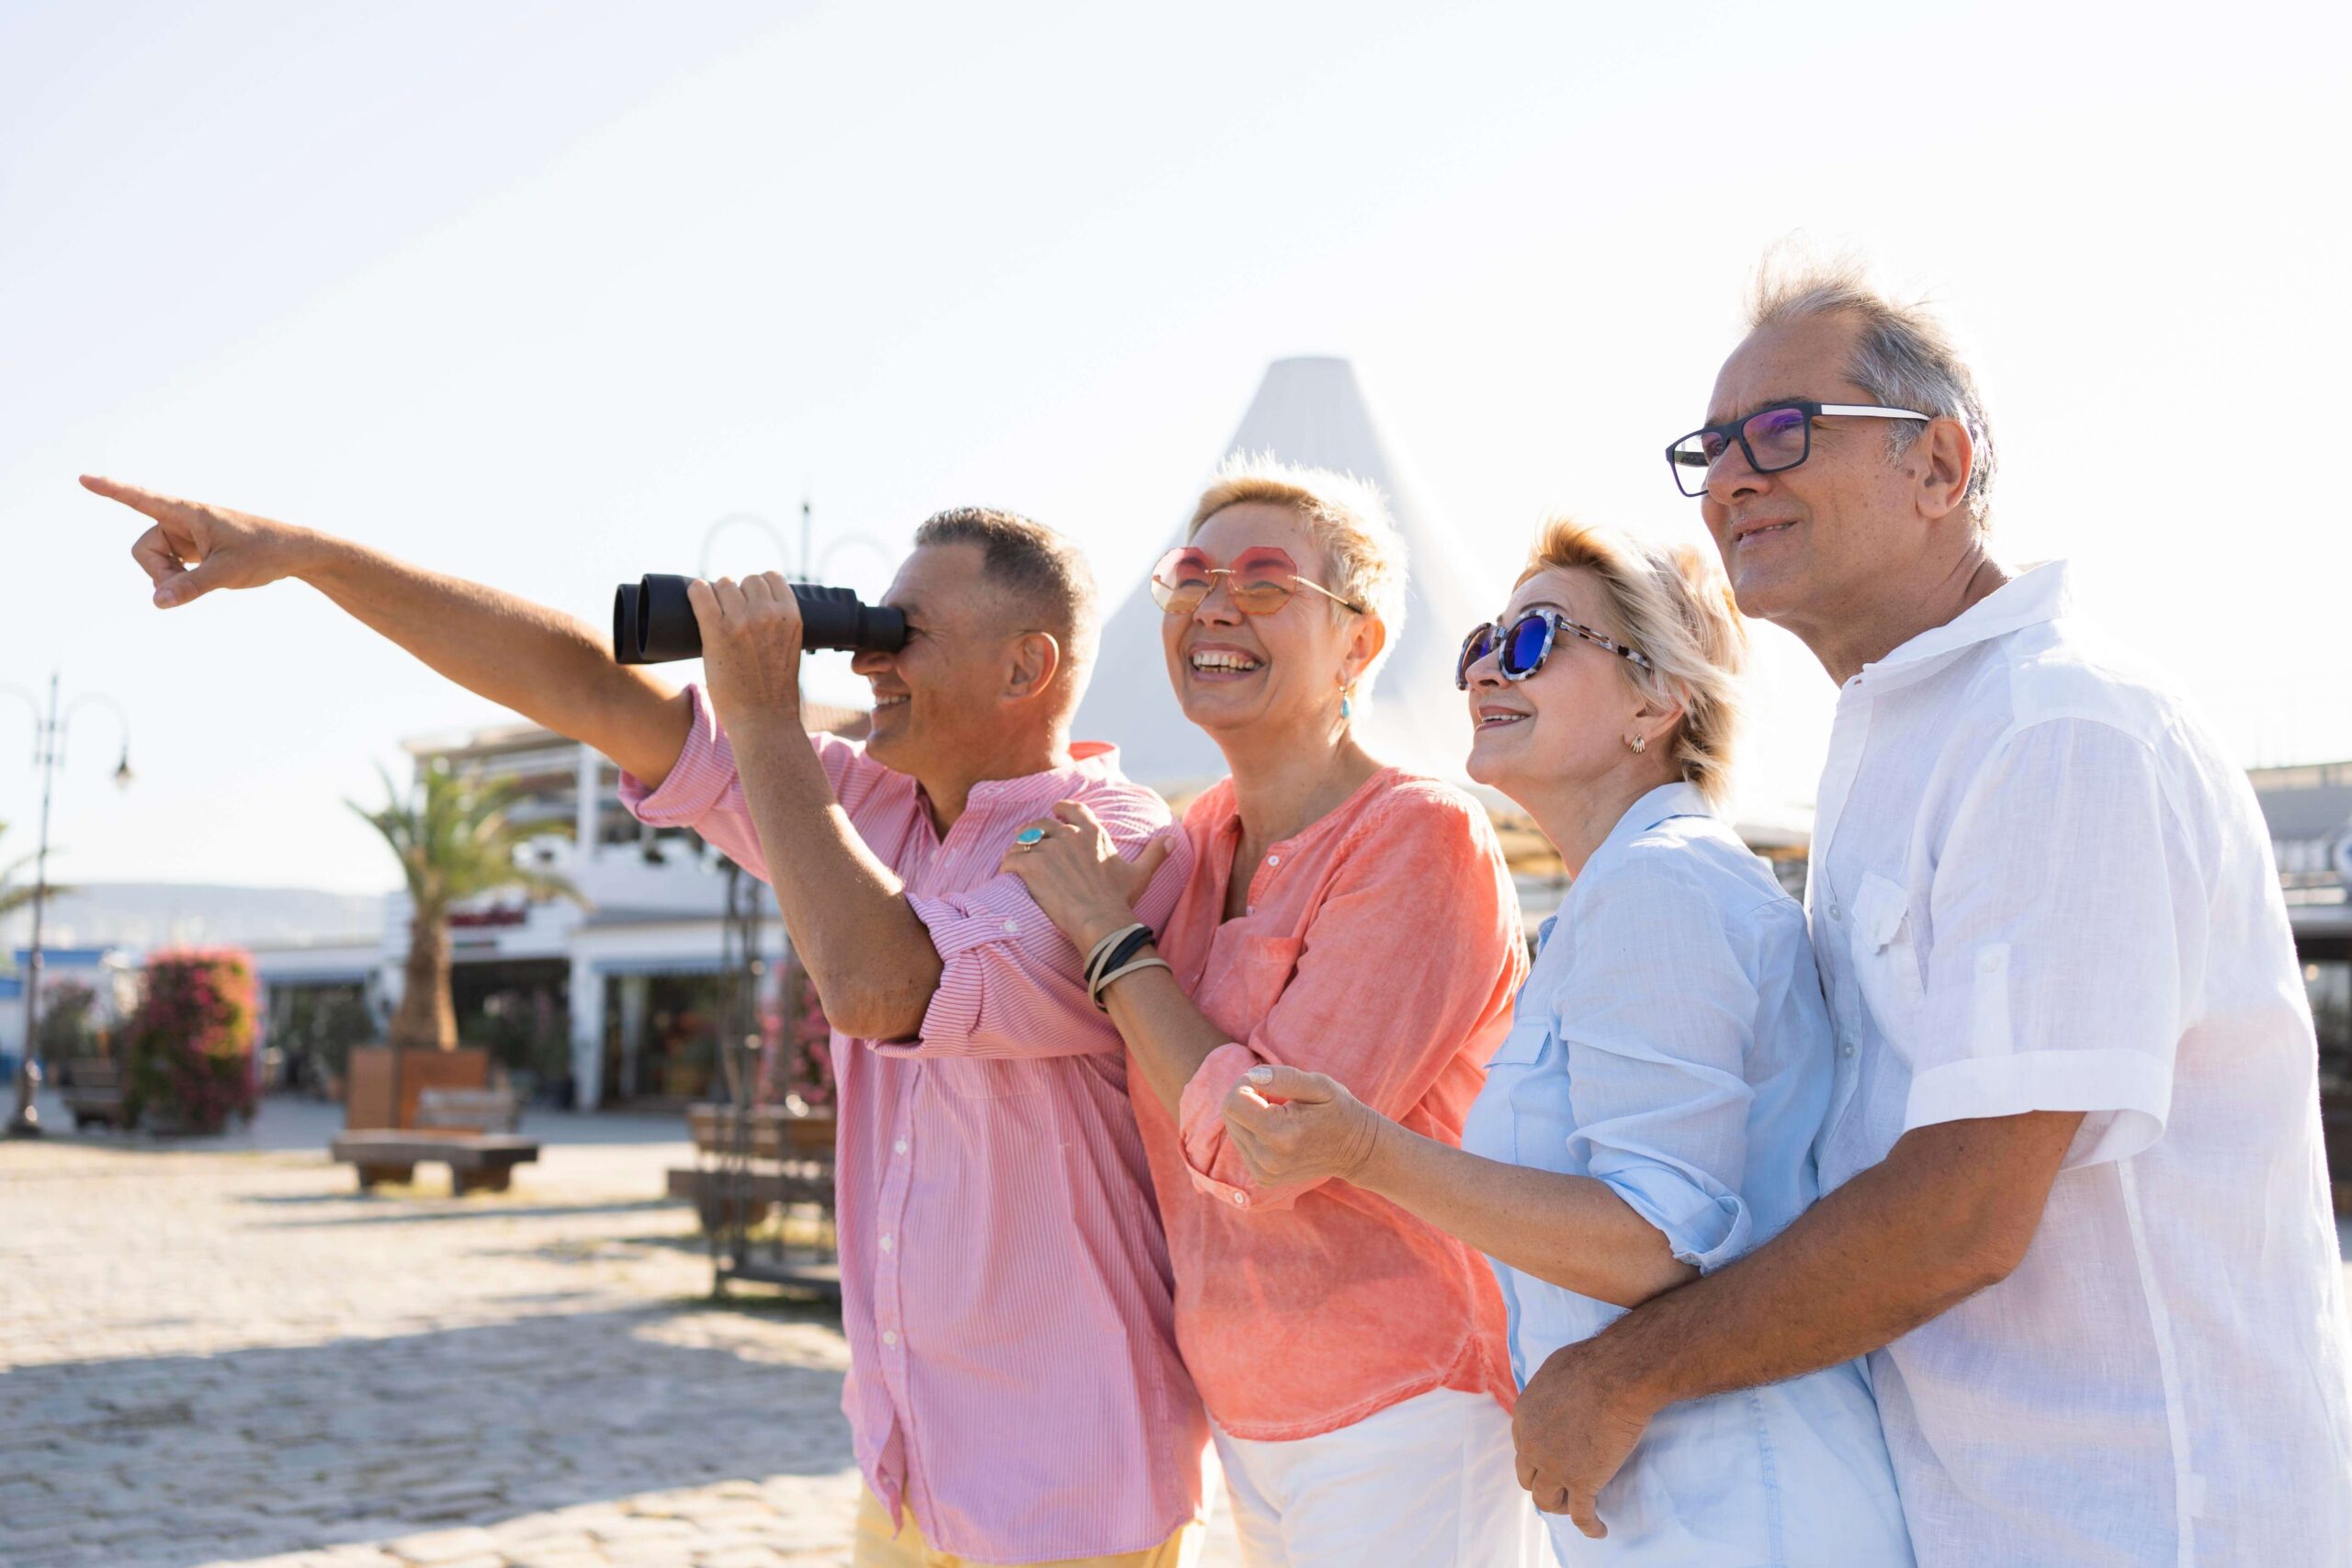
left=0, top=883, right=388, bottom=954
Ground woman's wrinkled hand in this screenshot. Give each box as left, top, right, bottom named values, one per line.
left=1001, top=800, right=1174, bottom=950
left=1221, top=1064, right=1386, bottom=1188
left=688, top=572, right=804, bottom=737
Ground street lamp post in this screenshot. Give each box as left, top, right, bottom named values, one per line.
left=5, top=674, right=132, bottom=1138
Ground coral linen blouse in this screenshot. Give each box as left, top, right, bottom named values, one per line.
left=1140, top=767, right=1527, bottom=1440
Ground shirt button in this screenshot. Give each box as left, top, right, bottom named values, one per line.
left=893, top=1137, right=909, bottom=1155
left=1267, top=853, right=1281, bottom=865
left=881, top=1330, right=899, bottom=1347
left=879, top=1235, right=893, bottom=1252
left=1840, top=1038, right=1857, bottom=1057
left=1002, top=919, right=1019, bottom=934
left=1232, top=1191, right=1249, bottom=1208
left=1828, top=903, right=1843, bottom=921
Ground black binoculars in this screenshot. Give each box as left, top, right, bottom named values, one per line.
left=611, top=574, right=909, bottom=665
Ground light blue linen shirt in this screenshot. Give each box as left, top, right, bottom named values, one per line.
left=1462, top=784, right=1913, bottom=1566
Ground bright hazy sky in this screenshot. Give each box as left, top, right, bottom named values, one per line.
left=4, top=1, right=2346, bottom=894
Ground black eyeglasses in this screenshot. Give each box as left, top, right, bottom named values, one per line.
left=1456, top=610, right=1650, bottom=690
left=1665, top=399, right=1932, bottom=498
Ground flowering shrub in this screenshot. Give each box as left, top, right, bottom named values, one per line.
left=755, top=960, right=836, bottom=1110
left=123, top=949, right=259, bottom=1134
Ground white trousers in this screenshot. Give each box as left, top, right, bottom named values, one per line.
left=1212, top=1386, right=1545, bottom=1568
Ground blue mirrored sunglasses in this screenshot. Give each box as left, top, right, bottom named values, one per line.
left=1456, top=610, right=1652, bottom=690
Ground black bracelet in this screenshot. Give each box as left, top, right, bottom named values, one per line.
left=1090, top=924, right=1157, bottom=987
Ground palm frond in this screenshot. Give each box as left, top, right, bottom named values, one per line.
left=347, top=761, right=590, bottom=916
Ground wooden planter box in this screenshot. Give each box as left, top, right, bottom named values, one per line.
left=345, top=1045, right=492, bottom=1132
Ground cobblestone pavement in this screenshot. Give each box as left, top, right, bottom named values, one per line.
left=1, top=1096, right=1242, bottom=1568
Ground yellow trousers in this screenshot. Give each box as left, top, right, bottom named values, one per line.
left=853, top=1488, right=1201, bottom=1568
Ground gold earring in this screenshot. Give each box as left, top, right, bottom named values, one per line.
left=1628, top=734, right=1646, bottom=754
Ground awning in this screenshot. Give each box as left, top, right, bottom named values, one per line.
left=589, top=954, right=736, bottom=978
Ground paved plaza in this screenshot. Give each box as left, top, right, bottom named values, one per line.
left=0, top=1095, right=1243, bottom=1568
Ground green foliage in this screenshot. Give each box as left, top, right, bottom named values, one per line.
left=266, top=986, right=377, bottom=1078
left=34, top=977, right=101, bottom=1061
left=348, top=762, right=585, bottom=914
left=122, top=950, right=259, bottom=1134
left=462, top=986, right=571, bottom=1083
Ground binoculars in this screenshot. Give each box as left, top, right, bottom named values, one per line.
left=611, top=574, right=909, bottom=665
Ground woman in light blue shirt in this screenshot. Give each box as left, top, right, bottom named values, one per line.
left=1221, top=518, right=1911, bottom=1566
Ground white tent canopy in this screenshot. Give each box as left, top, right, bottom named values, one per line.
left=1076, top=356, right=1487, bottom=792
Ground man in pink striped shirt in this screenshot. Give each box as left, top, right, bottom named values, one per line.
left=84, top=479, right=1208, bottom=1567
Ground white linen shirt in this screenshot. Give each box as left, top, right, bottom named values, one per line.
left=1807, top=561, right=2352, bottom=1565
left=1463, top=784, right=1913, bottom=1566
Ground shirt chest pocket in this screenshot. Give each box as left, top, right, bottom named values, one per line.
left=1198, top=933, right=1306, bottom=1039
left=1848, top=871, right=1928, bottom=1047
left=1484, top=1021, right=1576, bottom=1174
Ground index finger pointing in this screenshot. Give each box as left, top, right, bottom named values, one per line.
left=81, top=474, right=183, bottom=520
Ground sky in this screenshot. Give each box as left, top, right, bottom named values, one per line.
left=3, top=0, right=2346, bottom=894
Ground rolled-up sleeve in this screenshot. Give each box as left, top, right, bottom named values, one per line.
left=617, top=683, right=887, bottom=885
left=1558, top=863, right=1758, bottom=1272
left=881, top=784, right=1193, bottom=1061
left=1905, top=717, right=2197, bottom=1169
left=1177, top=790, right=1525, bottom=1213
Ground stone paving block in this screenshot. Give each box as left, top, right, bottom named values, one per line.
left=697, top=1548, right=793, bottom=1568
left=0, top=1111, right=1252, bottom=1567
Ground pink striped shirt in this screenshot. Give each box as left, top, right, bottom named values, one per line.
left=622, top=686, right=1206, bottom=1562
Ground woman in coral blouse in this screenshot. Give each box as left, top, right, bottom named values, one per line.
left=1006, top=457, right=1541, bottom=1568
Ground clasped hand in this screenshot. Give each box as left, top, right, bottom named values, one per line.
left=1001, top=800, right=1172, bottom=951
left=1219, top=1065, right=1385, bottom=1188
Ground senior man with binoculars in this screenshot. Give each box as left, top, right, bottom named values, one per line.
left=81, top=476, right=1211, bottom=1568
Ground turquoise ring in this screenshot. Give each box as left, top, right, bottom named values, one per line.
left=1015, top=827, right=1046, bottom=847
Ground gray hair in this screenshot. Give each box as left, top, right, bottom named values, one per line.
left=911, top=506, right=1101, bottom=686
left=1748, top=258, right=1996, bottom=533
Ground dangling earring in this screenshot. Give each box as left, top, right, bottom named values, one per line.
left=1340, top=691, right=1353, bottom=721
left=1628, top=733, right=1646, bottom=754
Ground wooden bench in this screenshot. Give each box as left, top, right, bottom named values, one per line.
left=673, top=1102, right=837, bottom=1233
left=686, top=1102, right=837, bottom=1161
left=330, top=1130, right=541, bottom=1194
left=62, top=1059, right=129, bottom=1130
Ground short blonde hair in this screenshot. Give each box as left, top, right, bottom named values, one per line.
left=1518, top=517, right=1747, bottom=808
left=1187, top=453, right=1408, bottom=694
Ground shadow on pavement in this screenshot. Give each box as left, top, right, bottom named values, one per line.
left=245, top=1197, right=684, bottom=1228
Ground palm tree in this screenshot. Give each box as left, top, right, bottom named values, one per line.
left=350, top=763, right=586, bottom=1049
left=0, top=820, right=70, bottom=924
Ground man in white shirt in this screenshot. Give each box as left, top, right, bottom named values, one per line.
left=1511, top=262, right=2352, bottom=1564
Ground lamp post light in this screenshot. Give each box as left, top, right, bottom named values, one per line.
left=5, top=674, right=132, bottom=1138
